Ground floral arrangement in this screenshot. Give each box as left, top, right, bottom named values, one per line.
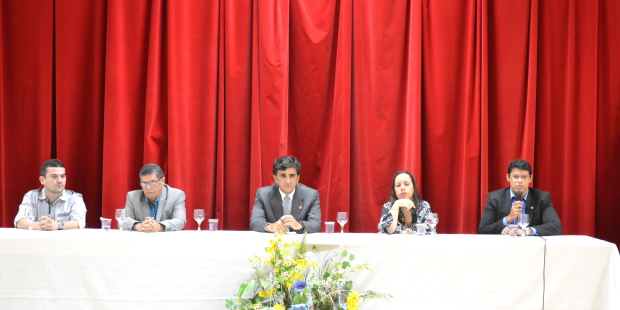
left=226, top=233, right=391, bottom=310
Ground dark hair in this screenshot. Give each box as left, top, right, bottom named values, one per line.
left=507, top=159, right=532, bottom=176
left=40, top=159, right=65, bottom=177
left=140, top=163, right=164, bottom=179
left=389, top=170, right=421, bottom=207
left=272, top=156, right=301, bottom=175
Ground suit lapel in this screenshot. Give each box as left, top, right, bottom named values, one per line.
left=525, top=188, right=536, bottom=221
left=140, top=194, right=151, bottom=219
left=291, top=185, right=303, bottom=219
left=503, top=189, right=513, bottom=219
left=156, top=185, right=168, bottom=221
left=271, top=185, right=284, bottom=219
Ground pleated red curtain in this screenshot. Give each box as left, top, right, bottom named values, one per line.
left=1, top=0, right=619, bottom=246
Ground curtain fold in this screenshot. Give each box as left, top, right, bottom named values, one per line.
left=421, top=0, right=482, bottom=233
left=0, top=0, right=54, bottom=224
left=1, top=0, right=619, bottom=245
left=595, top=0, right=620, bottom=245
left=55, top=0, right=106, bottom=225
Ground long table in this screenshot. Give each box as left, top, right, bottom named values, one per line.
left=0, top=229, right=618, bottom=309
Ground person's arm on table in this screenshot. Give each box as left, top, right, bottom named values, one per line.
left=158, top=190, right=187, bottom=231
left=479, top=193, right=509, bottom=234
left=250, top=190, right=279, bottom=232
left=529, top=193, right=562, bottom=236
left=67, top=193, right=87, bottom=229
left=296, top=193, right=321, bottom=233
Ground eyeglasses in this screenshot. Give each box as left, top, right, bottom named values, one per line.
left=510, top=175, right=530, bottom=181
left=140, top=178, right=162, bottom=188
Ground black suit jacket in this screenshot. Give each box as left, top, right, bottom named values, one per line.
left=249, top=183, right=321, bottom=233
left=479, top=187, right=562, bottom=236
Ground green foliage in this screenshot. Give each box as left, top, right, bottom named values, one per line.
left=226, top=233, right=392, bottom=310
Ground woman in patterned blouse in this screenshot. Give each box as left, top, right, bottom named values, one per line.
left=377, top=171, right=433, bottom=234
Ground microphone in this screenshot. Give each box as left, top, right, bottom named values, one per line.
left=515, top=191, right=523, bottom=202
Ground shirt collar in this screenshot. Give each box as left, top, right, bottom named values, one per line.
left=510, top=189, right=529, bottom=201
left=39, top=188, right=67, bottom=201
left=279, top=188, right=296, bottom=201
left=147, top=195, right=161, bottom=208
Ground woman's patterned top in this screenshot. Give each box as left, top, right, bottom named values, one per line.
left=377, top=200, right=433, bottom=234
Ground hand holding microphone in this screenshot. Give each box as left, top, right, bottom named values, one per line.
left=507, top=191, right=523, bottom=223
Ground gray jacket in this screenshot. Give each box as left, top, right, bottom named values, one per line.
left=122, top=184, right=187, bottom=231
left=250, top=183, right=321, bottom=233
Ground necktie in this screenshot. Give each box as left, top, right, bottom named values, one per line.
left=283, top=195, right=292, bottom=215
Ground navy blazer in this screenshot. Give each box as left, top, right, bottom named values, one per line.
left=479, top=187, right=562, bottom=236
left=250, top=183, right=322, bottom=233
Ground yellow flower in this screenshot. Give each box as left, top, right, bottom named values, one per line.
left=258, top=291, right=266, bottom=298
left=274, top=304, right=285, bottom=310
left=346, top=291, right=361, bottom=310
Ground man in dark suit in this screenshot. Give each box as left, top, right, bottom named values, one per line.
left=479, top=159, right=562, bottom=236
left=250, top=156, right=321, bottom=233
left=122, top=163, right=187, bottom=232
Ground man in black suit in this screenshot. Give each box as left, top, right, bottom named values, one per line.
left=479, top=159, right=562, bottom=236
left=250, top=156, right=322, bottom=233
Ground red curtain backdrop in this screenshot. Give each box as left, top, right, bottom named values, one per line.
left=1, top=0, right=619, bottom=245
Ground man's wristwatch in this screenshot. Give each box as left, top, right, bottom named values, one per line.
left=294, top=222, right=305, bottom=234
left=57, top=220, right=64, bottom=230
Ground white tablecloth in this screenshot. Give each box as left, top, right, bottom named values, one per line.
left=0, top=229, right=617, bottom=310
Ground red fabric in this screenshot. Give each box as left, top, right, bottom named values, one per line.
left=1, top=0, right=619, bottom=246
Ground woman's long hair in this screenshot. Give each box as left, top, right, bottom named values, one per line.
left=389, top=170, right=421, bottom=208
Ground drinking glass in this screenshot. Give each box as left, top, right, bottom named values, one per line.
left=194, top=209, right=205, bottom=231
left=518, top=214, right=530, bottom=237
left=115, top=209, right=126, bottom=231
left=426, top=213, right=439, bottom=235
left=24, top=209, right=35, bottom=230
left=336, top=212, right=348, bottom=234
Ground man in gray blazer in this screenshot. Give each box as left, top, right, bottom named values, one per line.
left=479, top=159, right=562, bottom=236
left=122, top=163, right=186, bottom=232
left=250, top=156, right=321, bottom=233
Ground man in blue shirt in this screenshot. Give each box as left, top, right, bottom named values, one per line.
left=479, top=159, right=562, bottom=236
left=122, top=163, right=186, bottom=232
